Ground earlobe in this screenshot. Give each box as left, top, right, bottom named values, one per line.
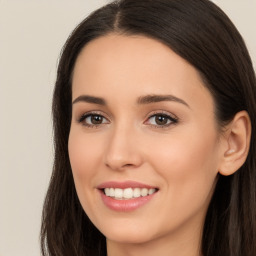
left=219, top=111, right=251, bottom=176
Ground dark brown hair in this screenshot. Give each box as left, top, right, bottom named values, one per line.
left=41, top=0, right=256, bottom=255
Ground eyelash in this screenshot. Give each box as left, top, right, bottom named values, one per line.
left=145, top=111, right=178, bottom=129
left=77, top=111, right=178, bottom=129
left=78, top=111, right=109, bottom=128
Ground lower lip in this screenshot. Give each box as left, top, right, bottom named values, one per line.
left=99, top=190, right=157, bottom=212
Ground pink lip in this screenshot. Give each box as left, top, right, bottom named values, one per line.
left=97, top=181, right=158, bottom=212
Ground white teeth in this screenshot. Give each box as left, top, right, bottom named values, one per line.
left=115, top=188, right=123, bottom=199
left=103, top=187, right=157, bottom=199
left=109, top=188, right=115, bottom=197
left=141, top=188, right=148, bottom=197
left=123, top=188, right=133, bottom=199
left=148, top=188, right=155, bottom=195
left=105, top=188, right=110, bottom=196
left=133, top=188, right=141, bottom=198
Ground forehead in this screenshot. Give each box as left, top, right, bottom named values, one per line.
left=73, top=34, right=195, bottom=85
left=72, top=34, right=214, bottom=112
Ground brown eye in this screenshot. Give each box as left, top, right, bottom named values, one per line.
left=155, top=115, right=169, bottom=125
left=89, top=115, right=104, bottom=124
left=147, top=113, right=178, bottom=127
left=79, top=113, right=109, bottom=127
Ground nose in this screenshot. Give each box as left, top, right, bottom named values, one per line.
left=104, top=125, right=143, bottom=171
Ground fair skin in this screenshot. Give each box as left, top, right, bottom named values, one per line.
left=68, top=34, right=251, bottom=256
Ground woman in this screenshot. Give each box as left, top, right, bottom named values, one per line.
left=41, top=0, right=256, bottom=255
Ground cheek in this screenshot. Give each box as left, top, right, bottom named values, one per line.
left=149, top=128, right=219, bottom=206
left=68, top=130, right=102, bottom=179
left=68, top=129, right=105, bottom=215
left=68, top=129, right=103, bottom=211
left=151, top=130, right=218, bottom=171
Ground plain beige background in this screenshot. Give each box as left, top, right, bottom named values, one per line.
left=0, top=1, right=255, bottom=255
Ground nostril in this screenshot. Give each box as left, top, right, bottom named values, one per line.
left=124, top=164, right=133, bottom=167
left=105, top=160, right=139, bottom=171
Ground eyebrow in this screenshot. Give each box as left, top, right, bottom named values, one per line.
left=72, top=94, right=190, bottom=108
left=72, top=95, right=106, bottom=105
left=137, top=94, right=190, bottom=108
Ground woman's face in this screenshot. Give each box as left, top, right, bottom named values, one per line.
left=69, top=34, right=225, bottom=247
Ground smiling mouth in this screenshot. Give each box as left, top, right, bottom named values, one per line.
left=102, top=187, right=158, bottom=200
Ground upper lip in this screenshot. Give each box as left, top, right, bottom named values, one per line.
left=97, top=180, right=158, bottom=189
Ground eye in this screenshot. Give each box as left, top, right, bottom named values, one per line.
left=146, top=113, right=178, bottom=127
left=78, top=113, right=109, bottom=127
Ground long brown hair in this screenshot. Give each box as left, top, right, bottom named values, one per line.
left=41, top=0, right=256, bottom=255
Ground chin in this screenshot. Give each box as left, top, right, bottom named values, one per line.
left=106, top=232, right=153, bottom=244
left=98, top=222, right=155, bottom=244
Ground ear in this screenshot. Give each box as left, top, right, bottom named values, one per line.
left=219, top=111, right=251, bottom=176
